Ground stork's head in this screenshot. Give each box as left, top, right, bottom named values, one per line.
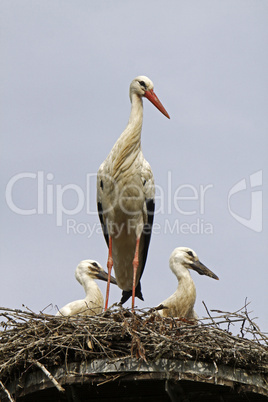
left=75, top=260, right=117, bottom=285
left=169, top=247, right=219, bottom=280
left=130, top=76, right=170, bottom=118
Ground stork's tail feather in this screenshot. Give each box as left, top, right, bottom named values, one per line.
left=120, top=282, right=144, bottom=305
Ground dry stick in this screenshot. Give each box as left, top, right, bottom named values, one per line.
left=30, top=360, right=65, bottom=393
left=0, top=380, right=15, bottom=402
left=209, top=307, right=267, bottom=345
left=244, top=309, right=268, bottom=344
left=202, top=301, right=218, bottom=327
left=211, top=300, right=252, bottom=316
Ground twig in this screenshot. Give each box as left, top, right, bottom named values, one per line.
left=0, top=380, right=15, bottom=402
left=30, top=360, right=65, bottom=392
left=202, top=301, right=218, bottom=327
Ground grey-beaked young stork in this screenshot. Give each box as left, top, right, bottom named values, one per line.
left=97, top=76, right=170, bottom=310
left=56, top=260, right=117, bottom=317
left=158, top=247, right=219, bottom=320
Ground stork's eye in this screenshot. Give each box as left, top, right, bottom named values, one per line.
left=186, top=250, right=194, bottom=257
left=92, top=262, right=99, bottom=268
left=139, top=81, right=146, bottom=89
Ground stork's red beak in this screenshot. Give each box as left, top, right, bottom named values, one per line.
left=144, top=89, right=170, bottom=119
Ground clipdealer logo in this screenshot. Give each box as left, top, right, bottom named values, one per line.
left=227, top=170, right=262, bottom=232
left=5, top=170, right=263, bottom=233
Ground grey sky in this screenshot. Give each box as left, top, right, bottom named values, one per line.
left=1, top=1, right=267, bottom=331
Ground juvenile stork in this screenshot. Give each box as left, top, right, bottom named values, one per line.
left=56, top=260, right=117, bottom=316
left=158, top=247, right=219, bottom=320
left=97, top=76, right=170, bottom=310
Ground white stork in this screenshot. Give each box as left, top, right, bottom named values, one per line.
left=97, top=76, right=170, bottom=310
left=158, top=247, right=219, bottom=320
left=56, top=260, right=117, bottom=316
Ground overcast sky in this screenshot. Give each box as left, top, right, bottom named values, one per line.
left=1, top=1, right=267, bottom=332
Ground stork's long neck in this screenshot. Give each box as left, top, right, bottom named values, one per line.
left=112, top=93, right=143, bottom=179
left=81, top=276, right=99, bottom=299
left=174, top=268, right=196, bottom=311
left=127, top=92, right=143, bottom=138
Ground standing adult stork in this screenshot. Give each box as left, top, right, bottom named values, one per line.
left=97, top=76, right=170, bottom=310
left=158, top=247, right=219, bottom=319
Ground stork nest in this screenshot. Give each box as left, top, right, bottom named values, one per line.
left=0, top=303, right=267, bottom=392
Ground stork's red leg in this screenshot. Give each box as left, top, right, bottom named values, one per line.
left=104, top=237, right=113, bottom=311
left=132, top=237, right=140, bottom=310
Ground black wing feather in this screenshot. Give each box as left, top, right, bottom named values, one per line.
left=97, top=201, right=109, bottom=247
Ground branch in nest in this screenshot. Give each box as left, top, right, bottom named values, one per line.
left=0, top=380, right=15, bottom=402
left=29, top=360, right=65, bottom=393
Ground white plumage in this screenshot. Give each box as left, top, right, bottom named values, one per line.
left=158, top=247, right=219, bottom=320
left=56, top=260, right=117, bottom=317
left=97, top=76, right=169, bottom=310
